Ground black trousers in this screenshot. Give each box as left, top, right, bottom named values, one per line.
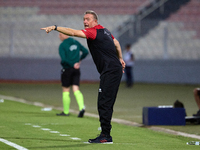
left=98, top=68, right=122, bottom=136
left=125, top=66, right=133, bottom=87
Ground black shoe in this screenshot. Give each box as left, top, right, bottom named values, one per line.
left=88, top=134, right=113, bottom=144
left=56, top=112, right=69, bottom=116
left=78, top=109, right=85, bottom=118
left=193, top=110, right=200, bottom=116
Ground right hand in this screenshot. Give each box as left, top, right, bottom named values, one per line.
left=41, top=26, right=56, bottom=34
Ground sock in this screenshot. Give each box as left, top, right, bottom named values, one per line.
left=62, top=92, right=70, bottom=114
left=74, top=90, right=84, bottom=111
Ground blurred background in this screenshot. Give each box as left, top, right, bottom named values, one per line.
left=0, top=0, right=200, bottom=84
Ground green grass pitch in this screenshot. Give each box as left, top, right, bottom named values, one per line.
left=0, top=82, right=200, bottom=149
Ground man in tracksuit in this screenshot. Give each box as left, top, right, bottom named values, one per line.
left=41, top=10, right=125, bottom=144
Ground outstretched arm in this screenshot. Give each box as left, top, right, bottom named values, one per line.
left=41, top=25, right=86, bottom=38
left=113, top=38, right=125, bottom=72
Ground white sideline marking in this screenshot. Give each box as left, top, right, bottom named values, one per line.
left=32, top=125, right=41, bottom=128
left=25, top=123, right=31, bottom=125
left=41, top=128, right=51, bottom=131
left=60, top=134, right=70, bottom=136
left=50, top=131, right=60, bottom=133
left=0, top=138, right=28, bottom=150
left=71, top=137, right=81, bottom=140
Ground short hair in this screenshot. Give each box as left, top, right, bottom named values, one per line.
left=126, top=44, right=131, bottom=49
left=84, top=10, right=98, bottom=21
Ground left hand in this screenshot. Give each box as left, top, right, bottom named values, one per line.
left=74, top=62, right=80, bottom=69
left=119, top=58, right=126, bottom=73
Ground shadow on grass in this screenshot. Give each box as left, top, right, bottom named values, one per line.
left=1, top=110, right=60, bottom=117
left=27, top=144, right=90, bottom=149
left=1, top=137, right=90, bottom=149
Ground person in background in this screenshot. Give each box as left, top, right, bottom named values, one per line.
left=57, top=32, right=88, bottom=117
left=123, top=44, right=135, bottom=87
left=193, top=88, right=200, bottom=116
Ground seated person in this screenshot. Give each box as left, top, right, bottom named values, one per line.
left=193, top=88, right=200, bottom=116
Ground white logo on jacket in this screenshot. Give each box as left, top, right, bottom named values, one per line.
left=70, top=45, right=77, bottom=51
